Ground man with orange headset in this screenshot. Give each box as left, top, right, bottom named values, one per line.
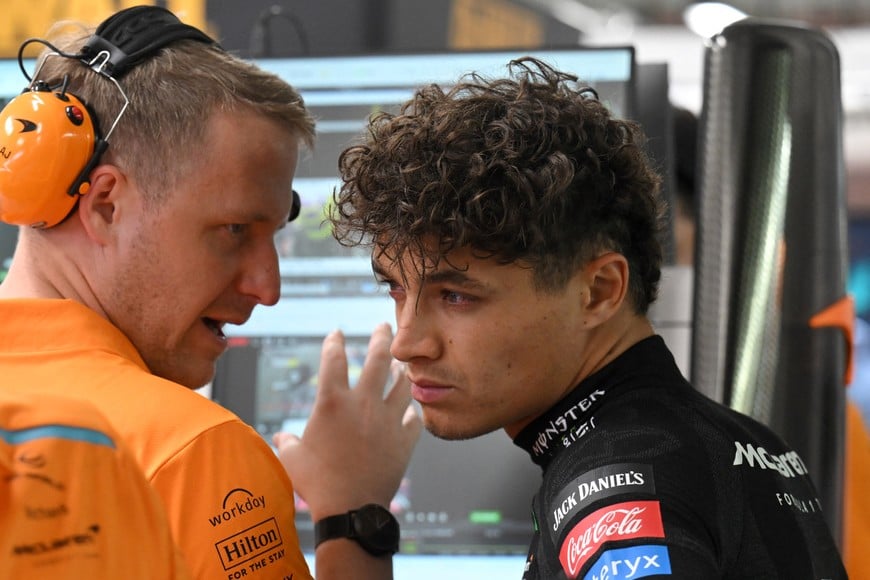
left=0, top=5, right=421, bottom=579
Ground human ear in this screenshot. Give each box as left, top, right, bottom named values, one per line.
left=582, top=252, right=629, bottom=325
left=76, top=165, right=126, bottom=245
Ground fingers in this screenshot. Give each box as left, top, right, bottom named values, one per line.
left=316, top=329, right=349, bottom=396
left=275, top=324, right=423, bottom=517
left=316, top=323, right=413, bottom=420
left=272, top=431, right=299, bottom=452
left=355, top=323, right=396, bottom=396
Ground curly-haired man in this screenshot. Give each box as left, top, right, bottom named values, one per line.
left=329, top=57, right=846, bottom=579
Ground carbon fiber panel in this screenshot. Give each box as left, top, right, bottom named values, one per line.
left=691, top=18, right=848, bottom=542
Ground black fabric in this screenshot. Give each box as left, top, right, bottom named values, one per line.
left=79, top=5, right=218, bottom=78
left=514, top=336, right=847, bottom=579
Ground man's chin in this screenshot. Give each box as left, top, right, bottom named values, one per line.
left=424, top=416, right=493, bottom=442
left=150, top=359, right=216, bottom=390
left=181, top=369, right=216, bottom=390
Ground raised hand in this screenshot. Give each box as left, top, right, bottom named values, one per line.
left=274, top=323, right=422, bottom=520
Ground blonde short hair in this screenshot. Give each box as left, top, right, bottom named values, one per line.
left=35, top=23, right=315, bottom=203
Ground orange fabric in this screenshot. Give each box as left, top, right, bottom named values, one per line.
left=809, top=295, right=856, bottom=385
left=0, top=391, right=191, bottom=579
left=844, top=400, right=870, bottom=578
left=0, top=299, right=313, bottom=580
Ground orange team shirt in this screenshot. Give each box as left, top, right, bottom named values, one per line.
left=844, top=399, right=870, bottom=578
left=0, top=299, right=313, bottom=580
left=0, top=391, right=191, bottom=579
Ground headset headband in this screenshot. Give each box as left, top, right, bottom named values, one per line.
left=57, top=6, right=219, bottom=215
left=79, top=5, right=218, bottom=78
left=78, top=6, right=301, bottom=222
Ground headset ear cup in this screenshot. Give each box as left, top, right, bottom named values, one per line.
left=289, top=189, right=301, bottom=222
left=0, top=90, right=96, bottom=228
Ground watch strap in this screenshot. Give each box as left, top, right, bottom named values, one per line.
left=314, top=504, right=399, bottom=557
left=314, top=511, right=354, bottom=548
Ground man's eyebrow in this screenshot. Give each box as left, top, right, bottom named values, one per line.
left=371, top=260, right=488, bottom=290
left=423, top=269, right=487, bottom=289
left=226, top=207, right=291, bottom=228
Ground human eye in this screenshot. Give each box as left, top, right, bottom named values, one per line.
left=225, top=223, right=248, bottom=236
left=376, top=277, right=405, bottom=301
left=441, top=289, right=475, bottom=306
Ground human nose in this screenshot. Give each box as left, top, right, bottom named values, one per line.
left=238, top=242, right=281, bottom=306
left=390, top=299, right=441, bottom=362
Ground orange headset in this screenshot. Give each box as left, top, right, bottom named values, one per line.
left=0, top=75, right=99, bottom=228
left=0, top=6, right=307, bottom=230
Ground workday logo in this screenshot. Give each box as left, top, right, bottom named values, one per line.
left=209, top=488, right=267, bottom=527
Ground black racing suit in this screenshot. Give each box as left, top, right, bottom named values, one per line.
left=513, top=336, right=847, bottom=579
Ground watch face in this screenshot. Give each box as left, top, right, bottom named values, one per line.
left=354, top=504, right=400, bottom=555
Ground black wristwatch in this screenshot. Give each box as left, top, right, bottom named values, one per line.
left=314, top=504, right=400, bottom=557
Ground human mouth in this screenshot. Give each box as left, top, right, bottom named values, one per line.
left=410, top=380, right=453, bottom=404
left=202, top=317, right=227, bottom=342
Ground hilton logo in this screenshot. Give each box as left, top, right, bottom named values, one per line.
left=215, top=517, right=283, bottom=570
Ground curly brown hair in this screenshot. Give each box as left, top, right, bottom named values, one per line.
left=331, top=57, right=664, bottom=313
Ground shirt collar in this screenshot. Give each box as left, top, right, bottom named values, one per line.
left=0, top=298, right=148, bottom=371
left=512, top=335, right=681, bottom=468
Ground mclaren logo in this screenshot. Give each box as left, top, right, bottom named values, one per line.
left=16, top=118, right=37, bottom=133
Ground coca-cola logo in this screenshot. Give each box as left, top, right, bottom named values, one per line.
left=558, top=500, right=664, bottom=578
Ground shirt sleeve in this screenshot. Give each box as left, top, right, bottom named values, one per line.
left=149, top=419, right=313, bottom=580
left=535, top=459, right=726, bottom=579
left=0, top=392, right=192, bottom=580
